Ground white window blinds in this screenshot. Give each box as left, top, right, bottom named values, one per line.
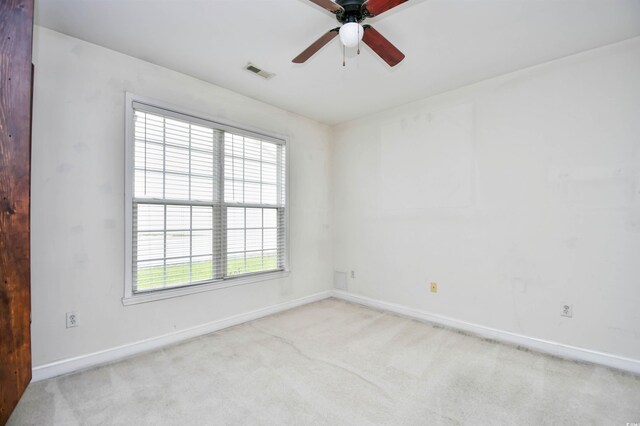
left=131, top=101, right=287, bottom=293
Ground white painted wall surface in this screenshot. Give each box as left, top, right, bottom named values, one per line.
left=332, top=37, right=640, bottom=360
left=30, top=27, right=332, bottom=366
left=31, top=25, right=640, bottom=369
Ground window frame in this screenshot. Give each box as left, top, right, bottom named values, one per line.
left=123, top=93, right=290, bottom=306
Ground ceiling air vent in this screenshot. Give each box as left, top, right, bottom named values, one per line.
left=244, top=63, right=275, bottom=80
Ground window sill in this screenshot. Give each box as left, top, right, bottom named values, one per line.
left=122, top=270, right=290, bottom=306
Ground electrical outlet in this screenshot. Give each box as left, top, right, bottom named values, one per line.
left=430, top=282, right=438, bottom=293
left=350, top=270, right=356, bottom=279
left=66, top=312, right=79, bottom=328
left=561, top=304, right=573, bottom=318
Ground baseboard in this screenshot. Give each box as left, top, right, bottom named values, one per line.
left=33, top=289, right=640, bottom=381
left=32, top=290, right=332, bottom=382
left=331, top=290, right=640, bottom=375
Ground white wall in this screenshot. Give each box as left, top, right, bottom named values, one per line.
left=30, top=27, right=332, bottom=366
left=332, top=37, right=640, bottom=361
left=31, top=25, right=640, bottom=369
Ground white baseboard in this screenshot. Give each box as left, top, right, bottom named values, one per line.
left=33, top=289, right=640, bottom=381
left=331, top=290, right=640, bottom=375
left=32, top=290, right=332, bottom=382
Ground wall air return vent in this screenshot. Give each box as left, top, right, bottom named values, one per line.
left=244, top=63, right=275, bottom=79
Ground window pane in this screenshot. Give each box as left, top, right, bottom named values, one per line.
left=246, top=252, right=262, bottom=273
left=165, top=257, right=191, bottom=287
left=134, top=110, right=146, bottom=134
left=227, top=253, right=245, bottom=276
left=224, top=179, right=244, bottom=203
left=246, top=208, right=262, bottom=228
left=193, top=206, right=212, bottom=229
left=246, top=229, right=262, bottom=251
left=244, top=138, right=261, bottom=161
left=135, top=170, right=163, bottom=198
left=263, top=250, right=277, bottom=270
left=227, top=229, right=245, bottom=253
left=135, top=140, right=163, bottom=171
left=223, top=180, right=232, bottom=202
left=233, top=157, right=244, bottom=179
left=191, top=125, right=214, bottom=151
left=192, top=256, right=213, bottom=282
left=166, top=205, right=190, bottom=230
left=136, top=259, right=164, bottom=291
left=245, top=182, right=261, bottom=204
left=193, top=230, right=213, bottom=256
left=245, top=160, right=261, bottom=181
left=221, top=206, right=282, bottom=276
left=264, top=228, right=277, bottom=250
left=261, top=184, right=277, bottom=205
left=191, top=176, right=213, bottom=202
left=231, top=134, right=244, bottom=156
left=262, top=162, right=277, bottom=184
left=165, top=118, right=190, bottom=147
left=165, top=173, right=189, bottom=200
left=263, top=209, right=277, bottom=228
left=224, top=154, right=243, bottom=180
left=165, top=145, right=189, bottom=174
left=137, top=204, right=164, bottom=231
left=137, top=232, right=164, bottom=261
left=227, top=208, right=244, bottom=229
left=192, top=150, right=214, bottom=176
left=262, top=142, right=277, bottom=163
left=143, top=114, right=164, bottom=143
left=166, top=231, right=190, bottom=258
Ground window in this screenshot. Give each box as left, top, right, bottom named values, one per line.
left=124, top=95, right=288, bottom=303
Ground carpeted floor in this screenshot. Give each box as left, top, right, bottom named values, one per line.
left=9, top=298, right=640, bottom=425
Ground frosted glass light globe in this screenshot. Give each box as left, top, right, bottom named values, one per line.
left=339, top=22, right=364, bottom=48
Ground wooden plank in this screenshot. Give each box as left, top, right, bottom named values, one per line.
left=0, top=0, right=34, bottom=423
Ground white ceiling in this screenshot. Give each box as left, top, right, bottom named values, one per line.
left=36, top=0, right=640, bottom=125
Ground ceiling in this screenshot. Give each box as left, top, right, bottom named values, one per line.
left=36, top=0, right=640, bottom=125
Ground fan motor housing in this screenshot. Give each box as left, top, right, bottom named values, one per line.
left=335, top=0, right=368, bottom=23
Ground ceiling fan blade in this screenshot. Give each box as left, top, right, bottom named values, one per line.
left=364, top=0, right=408, bottom=17
left=362, top=25, right=405, bottom=67
left=292, top=28, right=340, bottom=64
left=307, top=0, right=344, bottom=13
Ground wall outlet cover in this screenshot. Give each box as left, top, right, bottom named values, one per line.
left=561, top=304, right=573, bottom=318
left=66, top=312, right=79, bottom=328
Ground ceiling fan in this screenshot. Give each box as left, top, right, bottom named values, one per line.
left=293, top=0, right=408, bottom=67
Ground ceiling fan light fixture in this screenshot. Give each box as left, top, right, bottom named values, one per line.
left=339, top=22, right=363, bottom=48
left=292, top=0, right=407, bottom=67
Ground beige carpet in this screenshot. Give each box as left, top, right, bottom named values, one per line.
left=9, top=298, right=640, bottom=425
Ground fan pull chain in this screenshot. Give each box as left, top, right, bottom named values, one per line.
left=343, top=44, right=346, bottom=67
left=357, top=25, right=361, bottom=55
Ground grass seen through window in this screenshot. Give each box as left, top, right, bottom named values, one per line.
left=136, top=255, right=278, bottom=291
